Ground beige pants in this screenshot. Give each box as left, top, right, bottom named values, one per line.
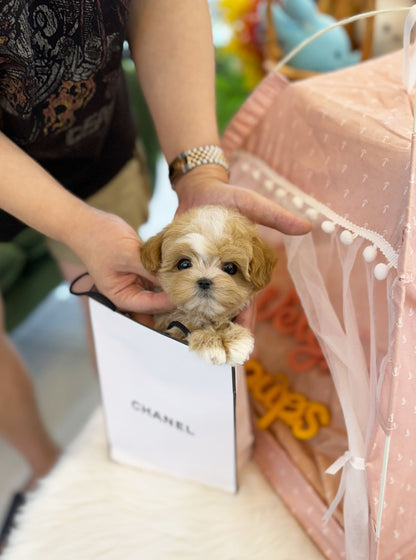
left=47, top=145, right=152, bottom=265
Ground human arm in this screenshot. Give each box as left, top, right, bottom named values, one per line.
left=0, top=131, right=173, bottom=313
left=127, top=0, right=311, bottom=235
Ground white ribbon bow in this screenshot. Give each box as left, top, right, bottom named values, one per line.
left=323, top=450, right=366, bottom=524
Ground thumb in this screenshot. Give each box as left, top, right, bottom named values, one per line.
left=114, top=288, right=175, bottom=315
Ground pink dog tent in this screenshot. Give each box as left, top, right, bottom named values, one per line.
left=222, top=32, right=416, bottom=560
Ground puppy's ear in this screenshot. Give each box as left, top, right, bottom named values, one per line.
left=249, top=237, right=277, bottom=290
left=140, top=231, right=164, bottom=275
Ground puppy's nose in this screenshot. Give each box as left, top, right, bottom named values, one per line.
left=197, top=278, right=212, bottom=291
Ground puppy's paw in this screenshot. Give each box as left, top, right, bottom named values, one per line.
left=223, top=324, right=254, bottom=365
left=188, top=330, right=227, bottom=365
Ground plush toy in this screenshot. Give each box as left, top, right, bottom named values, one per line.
left=354, top=0, right=411, bottom=57
left=271, top=0, right=361, bottom=72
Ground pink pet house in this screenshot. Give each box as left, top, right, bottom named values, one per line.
left=222, top=15, right=416, bottom=560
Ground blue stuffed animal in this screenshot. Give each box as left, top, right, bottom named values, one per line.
left=271, top=0, right=361, bottom=72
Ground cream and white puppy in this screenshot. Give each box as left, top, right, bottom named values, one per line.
left=141, top=205, right=276, bottom=365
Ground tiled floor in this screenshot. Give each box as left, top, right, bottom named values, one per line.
left=0, top=156, right=178, bottom=523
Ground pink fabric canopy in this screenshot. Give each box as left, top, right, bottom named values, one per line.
left=223, top=48, right=416, bottom=560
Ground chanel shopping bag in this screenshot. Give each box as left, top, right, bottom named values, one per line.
left=85, top=292, right=252, bottom=493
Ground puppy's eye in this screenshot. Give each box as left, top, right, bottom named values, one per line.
left=177, top=258, right=192, bottom=270
left=222, top=262, right=238, bottom=275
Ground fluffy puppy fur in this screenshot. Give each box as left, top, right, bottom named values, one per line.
left=141, top=205, right=276, bottom=365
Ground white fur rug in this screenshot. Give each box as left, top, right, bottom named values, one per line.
left=4, top=409, right=324, bottom=560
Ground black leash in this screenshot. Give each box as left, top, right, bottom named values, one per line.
left=166, top=320, right=190, bottom=338
left=69, top=272, right=117, bottom=311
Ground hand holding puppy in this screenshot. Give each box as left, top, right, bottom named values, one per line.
left=141, top=205, right=277, bottom=365
left=172, top=165, right=311, bottom=236
left=71, top=165, right=308, bottom=327
left=68, top=207, right=175, bottom=317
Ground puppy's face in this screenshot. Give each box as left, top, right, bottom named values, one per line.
left=141, top=206, right=276, bottom=320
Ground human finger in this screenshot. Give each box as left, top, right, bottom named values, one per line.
left=231, top=186, right=311, bottom=236
left=112, top=288, right=175, bottom=315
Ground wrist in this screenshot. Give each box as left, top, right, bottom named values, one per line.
left=62, top=202, right=104, bottom=260
left=173, top=162, right=230, bottom=190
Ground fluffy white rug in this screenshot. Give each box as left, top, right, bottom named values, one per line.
left=4, top=409, right=324, bottom=560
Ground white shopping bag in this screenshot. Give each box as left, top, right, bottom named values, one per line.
left=89, top=298, right=247, bottom=493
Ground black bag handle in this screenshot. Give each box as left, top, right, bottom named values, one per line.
left=69, top=272, right=117, bottom=311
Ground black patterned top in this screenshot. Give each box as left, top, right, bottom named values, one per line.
left=0, top=0, right=137, bottom=239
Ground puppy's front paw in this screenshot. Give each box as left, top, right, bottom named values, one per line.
left=223, top=324, right=254, bottom=365
left=188, top=330, right=227, bottom=365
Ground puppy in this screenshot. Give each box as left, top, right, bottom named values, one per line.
left=141, top=205, right=277, bottom=365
